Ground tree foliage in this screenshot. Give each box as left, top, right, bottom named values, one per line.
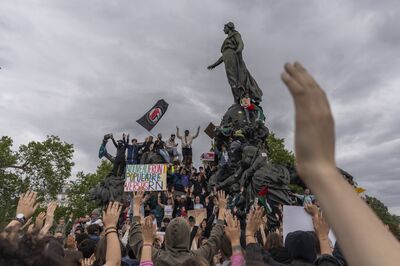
left=67, top=160, right=112, bottom=219
left=266, top=132, right=295, bottom=166
left=366, top=195, right=400, bottom=239
left=0, top=135, right=74, bottom=227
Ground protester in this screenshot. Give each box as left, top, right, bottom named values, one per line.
left=127, top=138, right=140, bottom=164
left=154, top=133, right=171, bottom=163
left=176, top=126, right=200, bottom=166
left=165, top=134, right=179, bottom=161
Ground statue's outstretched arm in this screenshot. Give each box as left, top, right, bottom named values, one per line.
left=207, top=56, right=223, bottom=70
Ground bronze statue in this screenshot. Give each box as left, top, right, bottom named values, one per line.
left=207, top=22, right=263, bottom=104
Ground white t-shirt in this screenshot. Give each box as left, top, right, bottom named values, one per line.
left=194, top=203, right=204, bottom=210
left=164, top=205, right=173, bottom=217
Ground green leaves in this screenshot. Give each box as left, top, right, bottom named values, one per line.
left=0, top=135, right=74, bottom=227
left=266, top=132, right=295, bottom=166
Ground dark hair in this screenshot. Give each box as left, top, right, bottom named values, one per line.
left=132, top=138, right=137, bottom=142
left=265, top=232, right=283, bottom=250
left=78, top=239, right=97, bottom=258
left=0, top=234, right=64, bottom=266
left=75, top=233, right=89, bottom=246
left=87, top=224, right=101, bottom=236
left=163, top=217, right=171, bottom=223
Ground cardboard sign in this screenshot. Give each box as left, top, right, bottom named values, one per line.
left=187, top=208, right=207, bottom=225
left=124, top=164, right=167, bottom=191
left=283, top=205, right=336, bottom=245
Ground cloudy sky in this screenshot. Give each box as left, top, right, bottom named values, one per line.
left=1, top=0, right=399, bottom=214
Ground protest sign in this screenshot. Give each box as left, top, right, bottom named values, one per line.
left=124, top=164, right=167, bottom=192
left=283, top=205, right=336, bottom=244
left=187, top=208, right=207, bottom=225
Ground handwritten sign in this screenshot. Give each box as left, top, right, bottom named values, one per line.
left=124, top=164, right=167, bottom=192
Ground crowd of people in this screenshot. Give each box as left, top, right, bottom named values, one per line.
left=1, top=62, right=399, bottom=266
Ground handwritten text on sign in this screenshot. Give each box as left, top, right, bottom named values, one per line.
left=124, top=164, right=167, bottom=191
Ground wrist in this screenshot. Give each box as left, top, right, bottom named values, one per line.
left=143, top=241, right=153, bottom=245
left=318, top=234, right=329, bottom=241
left=231, top=239, right=240, bottom=246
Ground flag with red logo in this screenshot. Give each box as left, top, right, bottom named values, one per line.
left=136, top=99, right=169, bottom=131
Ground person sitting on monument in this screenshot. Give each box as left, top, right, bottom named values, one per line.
left=165, top=134, right=179, bottom=161
left=111, top=133, right=129, bottom=176
left=139, top=136, right=154, bottom=164
left=154, top=133, right=171, bottom=163
left=177, top=126, right=201, bottom=167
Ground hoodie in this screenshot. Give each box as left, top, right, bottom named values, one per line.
left=129, top=216, right=224, bottom=266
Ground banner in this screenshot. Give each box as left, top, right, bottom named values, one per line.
left=187, top=208, right=207, bottom=225
left=136, top=99, right=169, bottom=131
left=124, top=164, right=167, bottom=192
left=283, top=205, right=336, bottom=245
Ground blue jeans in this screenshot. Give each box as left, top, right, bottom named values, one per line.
left=159, top=149, right=170, bottom=163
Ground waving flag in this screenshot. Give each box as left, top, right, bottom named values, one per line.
left=136, top=99, right=169, bottom=131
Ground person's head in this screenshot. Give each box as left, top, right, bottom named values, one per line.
left=87, top=224, right=101, bottom=236
left=54, top=231, right=64, bottom=239
left=224, top=22, right=235, bottom=34
left=188, top=216, right=196, bottom=227
left=167, top=197, right=172, bottom=205
left=117, top=139, right=123, bottom=147
left=157, top=133, right=162, bottom=140
left=75, top=233, right=89, bottom=246
left=200, top=219, right=207, bottom=229
left=265, top=232, right=284, bottom=250
left=285, top=231, right=317, bottom=264
left=125, top=217, right=131, bottom=225
left=304, top=188, right=311, bottom=195
left=148, top=136, right=153, bottom=142
left=84, top=215, right=90, bottom=222
left=58, top=217, right=65, bottom=225
left=184, top=130, right=190, bottom=136
left=195, top=196, right=201, bottom=204
left=162, top=217, right=170, bottom=228
left=78, top=239, right=97, bottom=258
left=132, top=138, right=137, bottom=144
left=164, top=217, right=191, bottom=252
left=91, top=209, right=100, bottom=220
left=170, top=134, right=175, bottom=140
left=199, top=166, right=204, bottom=173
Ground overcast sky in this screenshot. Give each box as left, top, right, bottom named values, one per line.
left=1, top=0, right=399, bottom=214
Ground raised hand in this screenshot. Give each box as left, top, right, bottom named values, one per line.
left=133, top=186, right=145, bottom=216
left=246, top=207, right=264, bottom=237
left=142, top=216, right=155, bottom=245
left=103, top=201, right=122, bottom=229
left=16, top=191, right=39, bottom=219
left=304, top=203, right=319, bottom=217
left=313, top=212, right=330, bottom=238
left=34, top=212, right=46, bottom=230
left=281, top=62, right=335, bottom=179
left=38, top=202, right=57, bottom=238
left=224, top=210, right=240, bottom=245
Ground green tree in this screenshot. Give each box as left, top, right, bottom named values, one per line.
left=366, top=195, right=400, bottom=239
left=0, top=135, right=74, bottom=227
left=67, top=160, right=113, bottom=219
left=266, top=132, right=295, bottom=166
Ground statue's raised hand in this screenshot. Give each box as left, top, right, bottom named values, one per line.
left=207, top=65, right=215, bottom=70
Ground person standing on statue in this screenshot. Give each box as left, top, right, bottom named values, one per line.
left=207, top=22, right=263, bottom=104
left=176, top=126, right=200, bottom=167
left=111, top=133, right=128, bottom=176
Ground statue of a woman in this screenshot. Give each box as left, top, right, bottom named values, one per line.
left=207, top=22, right=263, bottom=104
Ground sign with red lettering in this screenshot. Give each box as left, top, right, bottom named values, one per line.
left=124, top=164, right=167, bottom=191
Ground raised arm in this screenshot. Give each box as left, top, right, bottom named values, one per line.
left=193, top=126, right=200, bottom=139
left=103, top=202, right=122, bottom=266
left=281, top=62, right=400, bottom=266
left=193, top=191, right=227, bottom=262
left=157, top=193, right=165, bottom=208
left=207, top=56, right=223, bottom=70
left=111, top=136, right=118, bottom=148
left=176, top=126, right=182, bottom=139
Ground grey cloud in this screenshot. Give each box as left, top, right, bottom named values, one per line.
left=0, top=0, right=399, bottom=213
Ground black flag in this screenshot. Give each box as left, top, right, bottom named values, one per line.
left=136, top=99, right=169, bottom=131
